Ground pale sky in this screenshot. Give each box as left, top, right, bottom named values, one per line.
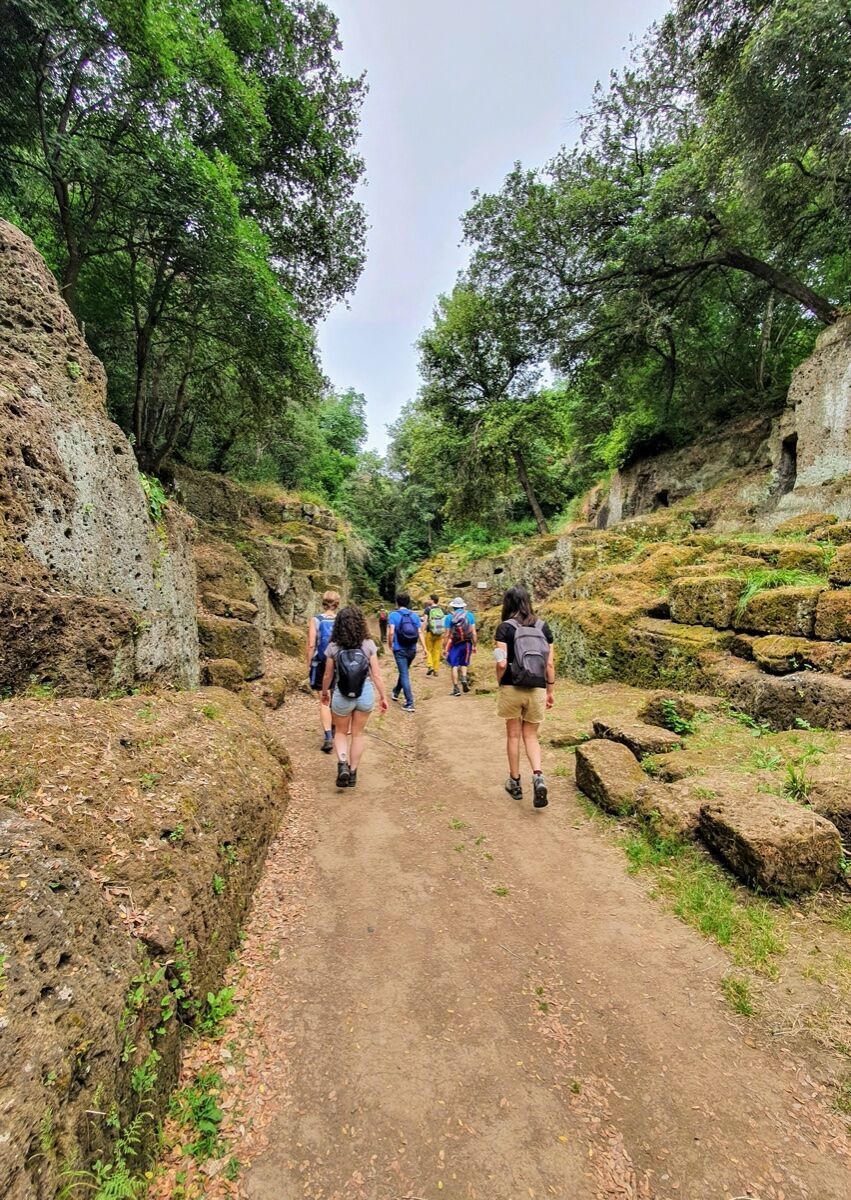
left=317, top=0, right=672, bottom=451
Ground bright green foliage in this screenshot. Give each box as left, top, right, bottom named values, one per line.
left=0, top=0, right=366, bottom=477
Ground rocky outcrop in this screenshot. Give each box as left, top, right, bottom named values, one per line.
left=0, top=220, right=198, bottom=695
left=170, top=465, right=352, bottom=685
left=0, top=689, right=288, bottom=1200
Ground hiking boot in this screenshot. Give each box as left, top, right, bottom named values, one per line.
left=451, top=685, right=461, bottom=697
left=533, top=773, right=549, bottom=808
left=401, top=702, right=416, bottom=714
left=347, top=769, right=358, bottom=788
left=336, top=760, right=351, bottom=788
left=461, top=677, right=470, bottom=693
left=321, top=733, right=334, bottom=753
left=505, top=776, right=523, bottom=800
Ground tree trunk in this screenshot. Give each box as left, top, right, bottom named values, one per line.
left=512, top=447, right=549, bottom=534
left=719, top=249, right=838, bottom=325
left=757, top=293, right=774, bottom=392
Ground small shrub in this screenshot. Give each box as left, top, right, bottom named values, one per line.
left=660, top=697, right=695, bottom=735
left=199, top=987, right=237, bottom=1038
left=138, top=472, right=168, bottom=524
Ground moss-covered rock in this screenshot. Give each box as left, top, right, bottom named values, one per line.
left=736, top=585, right=824, bottom=637
left=198, top=614, right=263, bottom=679
left=201, top=657, right=245, bottom=690
left=668, top=575, right=743, bottom=629
left=201, top=591, right=259, bottom=623
left=814, top=588, right=851, bottom=640
left=574, top=739, right=645, bottom=814
left=828, top=544, right=851, bottom=585
left=271, top=624, right=308, bottom=657
left=775, top=512, right=838, bottom=536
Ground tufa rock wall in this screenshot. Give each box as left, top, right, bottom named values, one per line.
left=170, top=464, right=351, bottom=687
left=0, top=220, right=198, bottom=695
left=0, top=690, right=289, bottom=1200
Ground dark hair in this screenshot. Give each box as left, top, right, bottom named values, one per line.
left=396, top=591, right=411, bottom=608
left=501, top=584, right=535, bottom=625
left=430, top=592, right=439, bottom=603
left=332, top=604, right=369, bottom=649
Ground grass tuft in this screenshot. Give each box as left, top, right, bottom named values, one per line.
left=735, top=568, right=826, bottom=618
left=720, top=974, right=755, bottom=1016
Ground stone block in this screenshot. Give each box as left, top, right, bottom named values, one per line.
left=634, top=780, right=702, bottom=840
left=828, top=544, right=851, bottom=586
left=591, top=718, right=684, bottom=759
left=202, top=657, right=245, bottom=690
left=818, top=521, right=851, bottom=546
left=668, top=575, right=743, bottom=629
left=638, top=692, right=699, bottom=729
left=574, top=739, right=645, bottom=815
left=699, top=793, right=841, bottom=895
left=202, top=591, right=258, bottom=623
left=198, top=614, right=263, bottom=679
left=751, top=635, right=814, bottom=675
left=814, top=589, right=851, bottom=640
left=271, top=623, right=308, bottom=657
left=736, top=586, right=823, bottom=637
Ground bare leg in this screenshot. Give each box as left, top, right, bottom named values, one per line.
left=505, top=718, right=522, bottom=778
left=319, top=698, right=333, bottom=734
left=521, top=721, right=542, bottom=772
left=349, top=708, right=371, bottom=769
left=333, top=713, right=352, bottom=760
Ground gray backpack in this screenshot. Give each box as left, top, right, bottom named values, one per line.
left=508, top=619, right=549, bottom=687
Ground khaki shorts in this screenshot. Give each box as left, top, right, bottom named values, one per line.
left=497, top=685, right=546, bottom=724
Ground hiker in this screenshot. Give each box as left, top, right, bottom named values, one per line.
left=321, top=605, right=388, bottom=788
left=377, top=607, right=389, bottom=647
left=387, top=590, right=426, bottom=712
left=494, top=584, right=555, bottom=809
left=306, top=590, right=341, bottom=753
left=422, top=592, right=445, bottom=676
left=442, top=597, right=477, bottom=696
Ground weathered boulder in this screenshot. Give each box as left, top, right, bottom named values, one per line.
left=201, top=657, right=245, bottom=691
left=0, top=220, right=198, bottom=695
left=668, top=575, right=743, bottom=629
left=750, top=634, right=851, bottom=678
left=197, top=614, right=263, bottom=679
left=638, top=691, right=699, bottom=729
left=574, top=739, right=645, bottom=815
left=591, top=718, right=684, bottom=759
left=0, top=690, right=288, bottom=1200
left=814, top=588, right=851, bottom=640
left=775, top=512, right=838, bottom=536
left=699, top=793, right=841, bottom=896
left=736, top=586, right=824, bottom=637
left=272, top=623, right=308, bottom=657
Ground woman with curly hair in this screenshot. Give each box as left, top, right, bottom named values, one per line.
left=321, top=604, right=387, bottom=788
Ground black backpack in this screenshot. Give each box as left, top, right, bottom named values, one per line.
left=336, top=647, right=370, bottom=698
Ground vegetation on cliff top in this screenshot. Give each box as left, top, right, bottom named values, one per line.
left=0, top=0, right=365, bottom=481
left=348, top=0, right=851, bottom=572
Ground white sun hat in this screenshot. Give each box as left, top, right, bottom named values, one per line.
left=450, top=597, right=466, bottom=608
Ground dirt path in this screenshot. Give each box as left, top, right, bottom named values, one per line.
left=178, top=662, right=851, bottom=1200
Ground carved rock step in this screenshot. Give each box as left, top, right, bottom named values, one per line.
left=699, top=792, right=841, bottom=896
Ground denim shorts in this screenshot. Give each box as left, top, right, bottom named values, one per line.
left=331, top=677, right=375, bottom=717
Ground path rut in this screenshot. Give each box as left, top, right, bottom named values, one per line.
left=222, top=665, right=850, bottom=1199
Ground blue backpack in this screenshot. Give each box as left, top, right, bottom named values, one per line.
left=310, top=614, right=335, bottom=688
left=395, top=609, right=419, bottom=649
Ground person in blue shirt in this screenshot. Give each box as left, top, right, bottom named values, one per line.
left=442, top=597, right=477, bottom=696
left=386, top=591, right=427, bottom=712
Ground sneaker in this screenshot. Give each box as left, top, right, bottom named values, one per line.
left=505, top=776, right=523, bottom=800
left=347, top=769, right=358, bottom=788
left=321, top=734, right=334, bottom=754
left=401, top=703, right=416, bottom=714
left=533, top=773, right=549, bottom=808
left=336, top=761, right=351, bottom=788
left=461, top=677, right=470, bottom=693
left=390, top=692, right=400, bottom=703
left=451, top=685, right=461, bottom=697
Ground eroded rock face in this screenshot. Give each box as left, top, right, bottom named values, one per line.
left=0, top=220, right=198, bottom=694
